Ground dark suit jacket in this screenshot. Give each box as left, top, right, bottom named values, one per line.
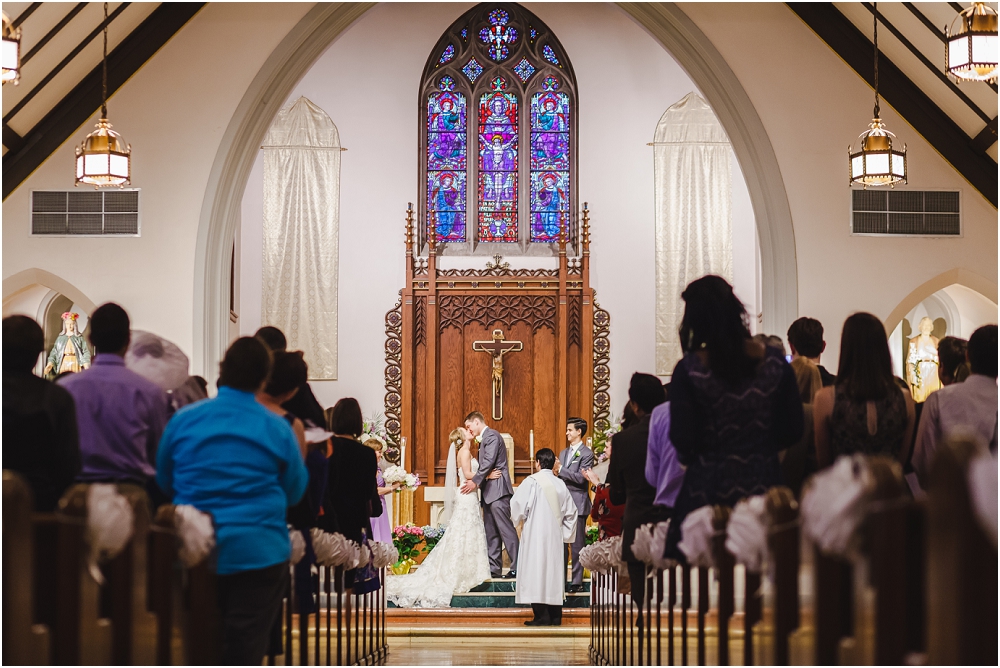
left=558, top=443, right=593, bottom=515
left=607, top=414, right=671, bottom=562
left=321, top=436, right=381, bottom=542
left=471, top=427, right=513, bottom=504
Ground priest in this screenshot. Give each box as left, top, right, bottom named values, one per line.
left=510, top=448, right=578, bottom=626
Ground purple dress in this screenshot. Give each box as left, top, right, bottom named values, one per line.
left=372, top=468, right=392, bottom=543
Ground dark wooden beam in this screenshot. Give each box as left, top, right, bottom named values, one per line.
left=971, top=118, right=998, bottom=154
left=2, top=3, right=205, bottom=200
left=11, top=3, right=42, bottom=28
left=22, top=3, right=88, bottom=66
left=3, top=124, right=24, bottom=153
left=787, top=3, right=998, bottom=208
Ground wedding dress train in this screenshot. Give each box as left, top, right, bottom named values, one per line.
left=385, top=458, right=491, bottom=608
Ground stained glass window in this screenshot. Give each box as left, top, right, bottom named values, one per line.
left=420, top=5, right=577, bottom=252
left=463, top=58, right=484, bottom=83
left=513, top=58, right=535, bottom=83
left=438, top=44, right=455, bottom=65
left=427, top=76, right=467, bottom=242
left=479, top=9, right=518, bottom=61
left=530, top=77, right=570, bottom=242
left=543, top=44, right=561, bottom=67
left=478, top=77, right=518, bottom=243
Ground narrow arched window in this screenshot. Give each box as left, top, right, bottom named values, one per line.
left=420, top=3, right=577, bottom=255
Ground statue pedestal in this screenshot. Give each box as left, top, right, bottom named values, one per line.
left=423, top=486, right=448, bottom=527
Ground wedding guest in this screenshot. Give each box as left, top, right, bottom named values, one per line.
left=257, top=351, right=308, bottom=457
left=937, top=336, right=971, bottom=386
left=813, top=312, right=915, bottom=469
left=365, top=435, right=397, bottom=543
left=645, top=392, right=685, bottom=514
left=608, top=373, right=670, bottom=637
left=781, top=360, right=820, bottom=498
left=557, top=417, right=593, bottom=593
left=913, top=325, right=998, bottom=485
left=169, top=375, right=209, bottom=413
left=156, top=336, right=307, bottom=665
left=321, top=398, right=382, bottom=546
left=666, top=276, right=803, bottom=561
left=254, top=326, right=326, bottom=428
left=511, top=448, right=578, bottom=627
left=585, top=443, right=624, bottom=541
left=753, top=333, right=787, bottom=356
left=3, top=315, right=81, bottom=511
left=59, top=303, right=169, bottom=505
left=787, top=316, right=836, bottom=386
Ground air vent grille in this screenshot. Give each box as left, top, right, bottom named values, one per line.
left=852, top=190, right=960, bottom=236
left=31, top=190, right=140, bottom=235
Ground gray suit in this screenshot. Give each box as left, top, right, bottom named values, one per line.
left=471, top=427, right=519, bottom=576
left=558, top=443, right=593, bottom=585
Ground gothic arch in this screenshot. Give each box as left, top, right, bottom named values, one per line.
left=882, top=268, right=998, bottom=335
left=2, top=268, right=98, bottom=316
left=193, top=2, right=799, bottom=380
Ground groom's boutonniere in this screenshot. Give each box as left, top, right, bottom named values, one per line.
left=475, top=435, right=482, bottom=444
left=573, top=450, right=581, bottom=460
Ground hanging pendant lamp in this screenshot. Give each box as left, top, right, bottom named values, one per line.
left=849, top=2, right=906, bottom=188
left=75, top=3, right=130, bottom=188
left=2, top=11, right=21, bottom=85
left=945, top=2, right=998, bottom=83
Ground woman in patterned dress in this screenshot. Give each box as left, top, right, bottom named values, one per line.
left=664, top=276, right=803, bottom=562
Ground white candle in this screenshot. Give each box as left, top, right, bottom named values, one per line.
left=400, top=437, right=407, bottom=469
left=529, top=430, right=534, bottom=459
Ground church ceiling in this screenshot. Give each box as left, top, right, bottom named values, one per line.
left=2, top=2, right=204, bottom=200
left=789, top=2, right=998, bottom=207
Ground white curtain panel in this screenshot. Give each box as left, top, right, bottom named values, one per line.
left=653, top=92, right=733, bottom=376
left=262, top=97, right=341, bottom=379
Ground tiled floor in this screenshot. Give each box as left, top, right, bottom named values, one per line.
left=384, top=635, right=592, bottom=666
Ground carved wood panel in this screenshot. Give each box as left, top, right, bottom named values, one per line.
left=438, top=295, right=556, bottom=333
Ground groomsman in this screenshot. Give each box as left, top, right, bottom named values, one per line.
left=557, top=417, right=593, bottom=593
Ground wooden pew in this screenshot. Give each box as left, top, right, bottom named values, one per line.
left=711, top=507, right=734, bottom=667
left=925, top=439, right=998, bottom=666
left=766, top=487, right=800, bottom=666
left=2, top=471, right=51, bottom=665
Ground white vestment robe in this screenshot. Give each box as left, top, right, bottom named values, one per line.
left=510, top=469, right=578, bottom=606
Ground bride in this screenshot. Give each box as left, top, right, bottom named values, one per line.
left=386, top=427, right=497, bottom=607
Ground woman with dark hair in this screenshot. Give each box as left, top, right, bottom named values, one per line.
left=665, top=276, right=803, bottom=560
left=813, top=313, right=914, bottom=468
left=320, top=398, right=382, bottom=546
left=257, top=351, right=308, bottom=455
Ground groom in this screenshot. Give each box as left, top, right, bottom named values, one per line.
left=460, top=411, right=519, bottom=579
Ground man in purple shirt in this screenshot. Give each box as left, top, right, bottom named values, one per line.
left=60, top=303, right=169, bottom=499
left=645, top=395, right=685, bottom=511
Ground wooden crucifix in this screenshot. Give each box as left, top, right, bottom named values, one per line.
left=472, top=329, right=523, bottom=420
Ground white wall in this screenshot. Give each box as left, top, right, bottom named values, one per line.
left=238, top=2, right=759, bottom=414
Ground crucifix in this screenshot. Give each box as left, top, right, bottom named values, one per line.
left=472, top=329, right=523, bottom=420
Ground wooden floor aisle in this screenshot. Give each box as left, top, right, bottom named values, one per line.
left=384, top=635, right=592, bottom=666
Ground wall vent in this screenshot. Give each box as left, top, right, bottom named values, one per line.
left=31, top=190, right=140, bottom=236
left=851, top=190, right=960, bottom=236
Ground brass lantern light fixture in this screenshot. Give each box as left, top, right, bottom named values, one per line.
left=849, top=2, right=906, bottom=188
left=945, top=2, right=998, bottom=83
left=2, top=11, right=21, bottom=85
left=75, top=3, right=130, bottom=188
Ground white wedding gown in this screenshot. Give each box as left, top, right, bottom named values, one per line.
left=386, top=459, right=491, bottom=607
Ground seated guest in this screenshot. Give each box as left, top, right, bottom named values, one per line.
left=913, top=325, right=998, bottom=485
left=666, top=276, right=803, bottom=561
left=787, top=316, right=836, bottom=387
left=157, top=337, right=308, bottom=666
left=59, top=303, right=169, bottom=503
left=321, top=398, right=382, bottom=545
left=255, top=326, right=326, bottom=429
left=937, top=336, right=971, bottom=386
left=257, top=351, right=308, bottom=457
left=608, top=373, right=671, bottom=638
left=3, top=315, right=81, bottom=511
left=813, top=313, right=915, bottom=468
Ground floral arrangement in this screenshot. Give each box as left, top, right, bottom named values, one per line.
left=592, top=419, right=622, bottom=461
left=383, top=465, right=421, bottom=491
left=585, top=525, right=599, bottom=546
left=421, top=525, right=446, bottom=552
left=392, top=523, right=425, bottom=562
left=362, top=412, right=386, bottom=440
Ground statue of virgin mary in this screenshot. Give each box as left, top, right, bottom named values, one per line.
left=906, top=316, right=942, bottom=403
left=44, top=312, right=91, bottom=377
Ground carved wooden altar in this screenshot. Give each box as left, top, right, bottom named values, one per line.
left=383, top=206, right=611, bottom=525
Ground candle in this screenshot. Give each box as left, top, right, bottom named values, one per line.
left=529, top=430, right=534, bottom=459
left=400, top=437, right=407, bottom=469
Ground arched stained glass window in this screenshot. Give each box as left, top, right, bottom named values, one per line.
left=420, top=3, right=578, bottom=255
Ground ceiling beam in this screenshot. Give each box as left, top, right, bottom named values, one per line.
left=2, top=3, right=205, bottom=200
left=788, top=3, right=998, bottom=208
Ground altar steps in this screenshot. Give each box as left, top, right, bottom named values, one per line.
left=385, top=608, right=590, bottom=637
left=386, top=577, right=591, bottom=609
